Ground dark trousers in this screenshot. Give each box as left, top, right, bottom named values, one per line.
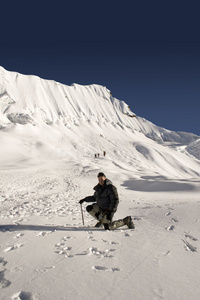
left=86, top=203, right=127, bottom=230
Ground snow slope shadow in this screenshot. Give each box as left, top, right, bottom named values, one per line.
left=122, top=176, right=196, bottom=192
left=0, top=224, right=102, bottom=232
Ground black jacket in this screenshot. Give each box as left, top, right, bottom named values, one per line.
left=84, top=179, right=119, bottom=212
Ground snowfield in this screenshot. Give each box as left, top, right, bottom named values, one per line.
left=0, top=67, right=200, bottom=300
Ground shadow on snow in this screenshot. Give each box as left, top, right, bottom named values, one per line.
left=122, top=176, right=198, bottom=192
left=0, top=224, right=103, bottom=232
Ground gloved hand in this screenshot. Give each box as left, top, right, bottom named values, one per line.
left=79, top=199, right=85, bottom=204
left=106, top=211, right=114, bottom=221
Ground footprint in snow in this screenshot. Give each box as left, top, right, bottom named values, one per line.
left=0, top=270, right=11, bottom=288
left=62, top=236, right=74, bottom=241
left=185, top=234, right=198, bottom=241
left=122, top=231, right=132, bottom=237
left=14, top=233, right=24, bottom=239
left=35, top=266, right=55, bottom=274
left=13, top=218, right=27, bottom=224
left=11, top=266, right=24, bottom=273
left=101, top=239, right=119, bottom=245
left=110, top=241, right=119, bottom=245
left=55, top=246, right=73, bottom=257
left=87, top=247, right=115, bottom=258
left=165, top=212, right=171, bottom=216
left=54, top=239, right=73, bottom=257
left=182, top=239, right=197, bottom=253
left=4, top=244, right=24, bottom=252
left=86, top=231, right=93, bottom=235
left=142, top=206, right=152, bottom=210
left=0, top=257, right=7, bottom=266
left=154, top=288, right=164, bottom=299
left=162, top=250, right=171, bottom=256
left=11, top=290, right=35, bottom=300
left=171, top=218, right=178, bottom=223
left=92, top=266, right=120, bottom=272
left=166, top=225, right=175, bottom=231
left=87, top=236, right=97, bottom=242
left=37, top=231, right=54, bottom=236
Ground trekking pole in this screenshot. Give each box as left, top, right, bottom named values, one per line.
left=80, top=203, right=85, bottom=226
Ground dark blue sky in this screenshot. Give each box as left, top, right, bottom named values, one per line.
left=1, top=2, right=200, bottom=135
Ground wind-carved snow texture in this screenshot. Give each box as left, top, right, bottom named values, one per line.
left=0, top=92, right=15, bottom=105
left=7, top=113, right=36, bottom=125
left=186, top=139, right=200, bottom=160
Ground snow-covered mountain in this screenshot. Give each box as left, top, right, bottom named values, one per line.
left=1, top=66, right=200, bottom=300
left=0, top=66, right=200, bottom=178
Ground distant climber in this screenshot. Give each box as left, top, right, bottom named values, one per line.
left=103, top=151, right=106, bottom=157
left=79, top=172, right=135, bottom=230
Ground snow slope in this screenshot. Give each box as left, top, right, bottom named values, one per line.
left=0, top=66, right=200, bottom=177
left=0, top=67, right=200, bottom=300
left=0, top=161, right=200, bottom=300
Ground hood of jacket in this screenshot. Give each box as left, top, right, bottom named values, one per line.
left=93, top=178, right=113, bottom=191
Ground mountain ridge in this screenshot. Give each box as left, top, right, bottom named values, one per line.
left=0, top=66, right=200, bottom=177
left=0, top=66, right=198, bottom=139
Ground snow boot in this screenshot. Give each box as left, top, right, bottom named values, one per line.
left=95, top=221, right=103, bottom=228
left=106, top=219, right=126, bottom=230
left=123, top=216, right=135, bottom=229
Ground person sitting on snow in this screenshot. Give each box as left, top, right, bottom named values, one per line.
left=79, top=172, right=135, bottom=230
